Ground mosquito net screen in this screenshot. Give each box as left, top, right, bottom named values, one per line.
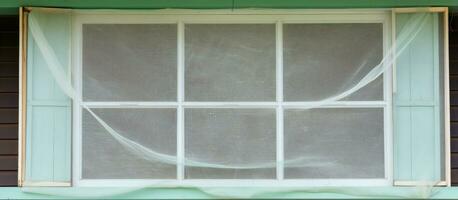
left=80, top=21, right=385, bottom=180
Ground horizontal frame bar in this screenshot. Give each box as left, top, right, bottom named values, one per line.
left=392, top=7, right=448, bottom=13
left=71, top=8, right=392, bottom=15
left=77, top=179, right=390, bottom=187
left=81, top=101, right=387, bottom=108
left=22, top=181, right=71, bottom=187
left=74, top=12, right=388, bottom=24
left=394, top=181, right=447, bottom=187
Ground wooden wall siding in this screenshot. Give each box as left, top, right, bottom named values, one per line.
left=0, top=15, right=18, bottom=186
left=451, top=14, right=458, bottom=185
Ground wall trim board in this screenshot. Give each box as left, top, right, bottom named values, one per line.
left=2, top=186, right=458, bottom=199
left=0, top=0, right=458, bottom=10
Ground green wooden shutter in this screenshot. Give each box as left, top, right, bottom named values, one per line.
left=394, top=12, right=444, bottom=183
left=24, top=11, right=71, bottom=186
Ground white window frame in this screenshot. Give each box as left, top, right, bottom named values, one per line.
left=72, top=9, right=393, bottom=187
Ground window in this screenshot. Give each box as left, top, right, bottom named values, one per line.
left=73, top=10, right=392, bottom=187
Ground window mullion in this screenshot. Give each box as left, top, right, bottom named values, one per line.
left=177, top=21, right=185, bottom=180
left=276, top=21, right=284, bottom=180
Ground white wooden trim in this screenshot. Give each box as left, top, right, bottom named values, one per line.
left=391, top=10, right=397, bottom=94
left=80, top=101, right=388, bottom=108
left=71, top=8, right=391, bottom=15
left=22, top=181, right=71, bottom=187
left=25, top=7, right=72, bottom=13
left=383, top=12, right=394, bottom=185
left=71, top=13, right=84, bottom=185
left=275, top=21, right=284, bottom=180
left=73, top=10, right=388, bottom=25
left=393, top=7, right=448, bottom=13
left=77, top=179, right=390, bottom=187
left=394, top=181, right=447, bottom=187
left=18, top=7, right=27, bottom=187
left=443, top=8, right=451, bottom=187
left=177, top=21, right=185, bottom=180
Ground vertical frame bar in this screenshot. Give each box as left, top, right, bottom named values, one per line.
left=72, top=13, right=83, bottom=186
left=177, top=21, right=185, bottom=180
left=383, top=12, right=394, bottom=185
left=443, top=8, right=451, bottom=187
left=275, top=21, right=284, bottom=180
left=433, top=12, right=441, bottom=182
left=18, top=7, right=28, bottom=187
left=391, top=10, right=397, bottom=94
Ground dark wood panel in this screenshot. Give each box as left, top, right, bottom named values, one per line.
left=0, top=78, right=18, bottom=92
left=451, top=15, right=458, bottom=44
left=452, top=17, right=458, bottom=45
left=452, top=121, right=458, bottom=138
left=451, top=122, right=458, bottom=138
left=0, top=140, right=17, bottom=155
left=450, top=76, right=458, bottom=91
left=0, top=171, right=17, bottom=186
left=452, top=45, right=458, bottom=61
left=0, top=93, right=17, bottom=108
left=453, top=59, right=458, bottom=182
left=450, top=107, right=458, bottom=122
left=452, top=139, right=458, bottom=153
left=451, top=91, right=458, bottom=106
left=0, top=47, right=18, bottom=62
left=0, top=16, right=18, bottom=32
left=450, top=60, right=458, bottom=75
left=0, top=109, right=17, bottom=124
left=0, top=124, right=17, bottom=139
left=451, top=32, right=458, bottom=45
left=453, top=169, right=458, bottom=184
left=452, top=16, right=458, bottom=185
left=0, top=15, right=18, bottom=187
left=0, top=32, right=18, bottom=47
left=0, top=156, right=17, bottom=170
left=0, top=62, right=18, bottom=77
left=452, top=153, right=458, bottom=168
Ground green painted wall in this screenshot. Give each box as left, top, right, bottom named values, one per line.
left=0, top=0, right=457, bottom=9
left=0, top=8, right=17, bottom=14
left=2, top=186, right=458, bottom=199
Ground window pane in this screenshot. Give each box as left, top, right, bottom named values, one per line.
left=283, top=23, right=383, bottom=101
left=185, top=108, right=276, bottom=179
left=284, top=108, right=384, bottom=178
left=83, top=24, right=177, bottom=101
left=82, top=108, right=176, bottom=179
left=185, top=24, right=276, bottom=101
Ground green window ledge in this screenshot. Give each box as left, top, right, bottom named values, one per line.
left=2, top=187, right=458, bottom=199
